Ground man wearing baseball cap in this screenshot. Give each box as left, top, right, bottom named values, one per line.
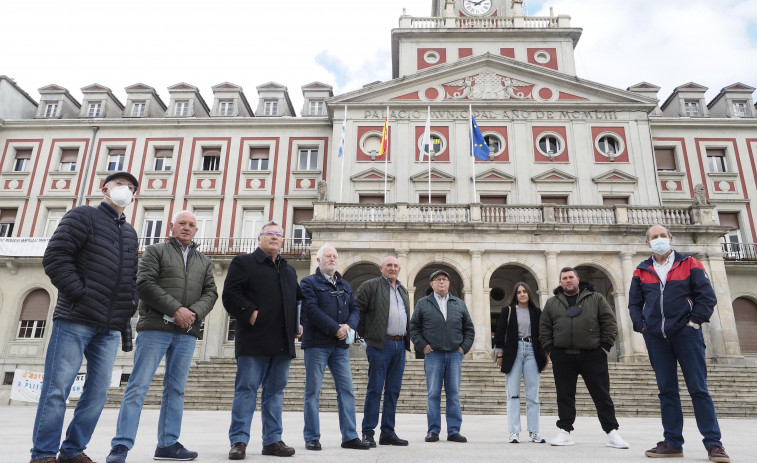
left=31, top=171, right=139, bottom=463
left=410, top=269, right=475, bottom=444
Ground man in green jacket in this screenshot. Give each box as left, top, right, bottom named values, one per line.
left=106, top=211, right=218, bottom=463
left=539, top=267, right=628, bottom=449
left=410, top=270, right=474, bottom=444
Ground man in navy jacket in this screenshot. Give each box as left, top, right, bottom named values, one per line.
left=300, top=244, right=370, bottom=451
left=629, top=224, right=729, bottom=463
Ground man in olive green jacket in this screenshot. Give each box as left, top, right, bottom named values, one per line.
left=106, top=211, right=217, bottom=463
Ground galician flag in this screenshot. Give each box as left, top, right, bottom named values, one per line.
left=337, top=109, right=346, bottom=158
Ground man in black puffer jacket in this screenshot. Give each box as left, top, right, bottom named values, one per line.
left=31, top=172, right=139, bottom=463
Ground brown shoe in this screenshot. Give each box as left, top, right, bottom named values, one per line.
left=261, top=441, right=295, bottom=457
left=707, top=445, right=730, bottom=463
left=228, top=442, right=246, bottom=460
left=57, top=453, right=95, bottom=463
left=30, top=458, right=58, bottom=463
left=644, top=441, right=683, bottom=458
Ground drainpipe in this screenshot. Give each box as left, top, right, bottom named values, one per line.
left=78, top=125, right=99, bottom=206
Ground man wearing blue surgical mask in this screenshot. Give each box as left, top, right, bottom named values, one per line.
left=539, top=267, right=627, bottom=449
left=629, top=225, right=729, bottom=463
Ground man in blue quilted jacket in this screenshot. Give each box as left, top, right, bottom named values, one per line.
left=31, top=172, right=140, bottom=463
left=629, top=224, right=729, bottom=463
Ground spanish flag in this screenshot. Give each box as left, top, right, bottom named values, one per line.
left=378, top=108, right=389, bottom=157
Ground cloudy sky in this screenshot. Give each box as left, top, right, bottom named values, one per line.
left=2, top=0, right=756, bottom=112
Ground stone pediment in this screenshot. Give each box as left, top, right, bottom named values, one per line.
left=168, top=82, right=199, bottom=92
left=350, top=168, right=395, bottom=183
left=592, top=169, right=638, bottom=184
left=331, top=54, right=657, bottom=108
left=125, top=83, right=156, bottom=92
left=531, top=168, right=576, bottom=183
left=302, top=81, right=333, bottom=91
left=38, top=84, right=69, bottom=93
left=257, top=81, right=287, bottom=90
left=410, top=168, right=455, bottom=184
left=474, top=168, right=516, bottom=183
left=212, top=82, right=242, bottom=91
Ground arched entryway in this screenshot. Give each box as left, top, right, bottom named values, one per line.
left=733, top=297, right=757, bottom=354
left=488, top=265, right=539, bottom=343
left=412, top=264, right=463, bottom=304
left=342, top=262, right=381, bottom=292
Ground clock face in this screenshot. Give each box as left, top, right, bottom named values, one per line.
left=462, top=0, right=493, bottom=16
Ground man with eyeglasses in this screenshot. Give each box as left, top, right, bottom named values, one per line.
left=539, top=267, right=628, bottom=449
left=223, top=221, right=303, bottom=460
left=32, top=172, right=140, bottom=463
left=410, top=270, right=474, bottom=444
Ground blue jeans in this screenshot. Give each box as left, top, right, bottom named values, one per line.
left=30, top=319, right=121, bottom=460
left=362, top=339, right=406, bottom=437
left=423, top=350, right=463, bottom=436
left=506, top=341, right=541, bottom=434
left=229, top=355, right=291, bottom=447
left=303, top=346, right=358, bottom=442
left=644, top=327, right=722, bottom=449
left=111, top=331, right=196, bottom=449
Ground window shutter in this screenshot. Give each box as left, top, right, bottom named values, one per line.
left=292, top=208, right=313, bottom=224
left=15, top=148, right=32, bottom=159
left=250, top=148, right=269, bottom=159
left=154, top=148, right=173, bottom=158
left=20, top=289, right=51, bottom=321
left=718, top=212, right=739, bottom=228
left=653, top=148, right=676, bottom=170
left=0, top=209, right=18, bottom=222
left=60, top=148, right=79, bottom=163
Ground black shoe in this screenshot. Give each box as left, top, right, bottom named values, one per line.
left=379, top=434, right=409, bottom=446
left=447, top=433, right=467, bottom=443
left=261, top=441, right=295, bottom=457
left=425, top=432, right=439, bottom=442
left=305, top=440, right=321, bottom=451
left=362, top=434, right=377, bottom=448
left=341, top=438, right=371, bottom=450
left=228, top=442, right=246, bottom=460
left=154, top=442, right=198, bottom=460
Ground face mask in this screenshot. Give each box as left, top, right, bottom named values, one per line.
left=650, top=237, right=671, bottom=255
left=108, top=185, right=133, bottom=207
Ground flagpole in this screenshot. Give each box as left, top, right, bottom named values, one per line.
left=383, top=106, right=389, bottom=202
left=339, top=105, right=346, bottom=203
left=470, top=105, right=477, bottom=203
left=426, top=106, right=431, bottom=204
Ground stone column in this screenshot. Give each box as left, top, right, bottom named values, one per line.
left=620, top=251, right=647, bottom=362
left=702, top=251, right=743, bottom=364
left=469, top=250, right=488, bottom=358
left=543, top=251, right=559, bottom=307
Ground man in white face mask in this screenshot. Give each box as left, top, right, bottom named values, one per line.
left=32, top=171, right=140, bottom=463
left=628, top=225, right=729, bottom=463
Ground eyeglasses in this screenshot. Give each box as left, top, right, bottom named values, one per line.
left=260, top=231, right=284, bottom=237
left=111, top=179, right=136, bottom=192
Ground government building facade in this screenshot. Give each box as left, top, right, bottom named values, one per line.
left=1, top=0, right=756, bottom=399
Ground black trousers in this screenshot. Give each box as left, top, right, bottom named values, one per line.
left=550, top=347, right=619, bottom=433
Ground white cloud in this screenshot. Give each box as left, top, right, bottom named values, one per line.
left=1, top=0, right=755, bottom=111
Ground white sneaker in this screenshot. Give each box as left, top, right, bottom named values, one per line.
left=529, top=432, right=546, bottom=443
left=606, top=429, right=630, bottom=449
left=508, top=433, right=519, bottom=443
left=549, top=429, right=575, bottom=446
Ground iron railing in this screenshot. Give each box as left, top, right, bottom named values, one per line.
left=722, top=242, right=757, bottom=261
left=136, top=237, right=311, bottom=257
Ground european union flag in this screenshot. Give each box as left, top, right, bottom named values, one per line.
left=470, top=116, right=489, bottom=161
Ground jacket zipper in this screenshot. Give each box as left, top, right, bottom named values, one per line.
left=106, top=219, right=123, bottom=327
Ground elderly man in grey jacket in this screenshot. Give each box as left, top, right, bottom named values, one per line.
left=410, top=270, right=474, bottom=444
left=106, top=210, right=217, bottom=463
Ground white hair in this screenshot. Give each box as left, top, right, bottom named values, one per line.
left=317, top=243, right=337, bottom=260
left=258, top=220, right=281, bottom=236
left=171, top=210, right=196, bottom=224
left=380, top=255, right=399, bottom=267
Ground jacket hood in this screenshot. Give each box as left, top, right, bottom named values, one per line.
left=552, top=280, right=596, bottom=296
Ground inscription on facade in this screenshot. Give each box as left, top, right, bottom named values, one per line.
left=363, top=109, right=619, bottom=121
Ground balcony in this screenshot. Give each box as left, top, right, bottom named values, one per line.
left=722, top=242, right=757, bottom=261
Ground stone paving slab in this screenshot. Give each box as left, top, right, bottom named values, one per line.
left=3, top=405, right=753, bottom=462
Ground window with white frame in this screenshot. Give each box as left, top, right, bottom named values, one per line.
left=596, top=133, right=624, bottom=160
left=733, top=101, right=748, bottom=117
left=292, top=208, right=313, bottom=248
left=483, top=133, right=505, bottom=158
left=193, top=208, right=214, bottom=240
left=44, top=208, right=66, bottom=237
left=241, top=209, right=265, bottom=240
left=107, top=148, right=126, bottom=171
left=44, top=103, right=58, bottom=118
left=536, top=132, right=564, bottom=159
left=131, top=102, right=146, bottom=117
left=174, top=101, right=189, bottom=116
left=17, top=289, right=50, bottom=339
left=719, top=211, right=742, bottom=255
left=13, top=148, right=32, bottom=172
left=684, top=100, right=701, bottom=116
left=309, top=101, right=324, bottom=116
left=153, top=148, right=173, bottom=171
left=249, top=147, right=269, bottom=170
left=142, top=210, right=164, bottom=245
left=219, top=100, right=234, bottom=116
left=226, top=317, right=236, bottom=341
left=417, top=134, right=445, bottom=159
left=201, top=148, right=221, bottom=171
left=0, top=208, right=17, bottom=237
left=298, top=148, right=318, bottom=171
left=264, top=100, right=278, bottom=116
left=87, top=102, right=102, bottom=117
left=59, top=148, right=78, bottom=172
left=706, top=147, right=727, bottom=173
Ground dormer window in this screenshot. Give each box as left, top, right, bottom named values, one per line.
left=733, top=101, right=747, bottom=117
left=44, top=103, right=58, bottom=118
left=264, top=100, right=278, bottom=116
left=219, top=100, right=234, bottom=116
left=684, top=100, right=701, bottom=117
left=174, top=101, right=189, bottom=116
left=309, top=101, right=324, bottom=116
left=87, top=102, right=102, bottom=117
left=131, top=102, right=145, bottom=117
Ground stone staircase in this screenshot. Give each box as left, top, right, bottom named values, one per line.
left=106, top=356, right=757, bottom=417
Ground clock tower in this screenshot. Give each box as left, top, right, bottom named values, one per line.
left=394, top=0, right=581, bottom=78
